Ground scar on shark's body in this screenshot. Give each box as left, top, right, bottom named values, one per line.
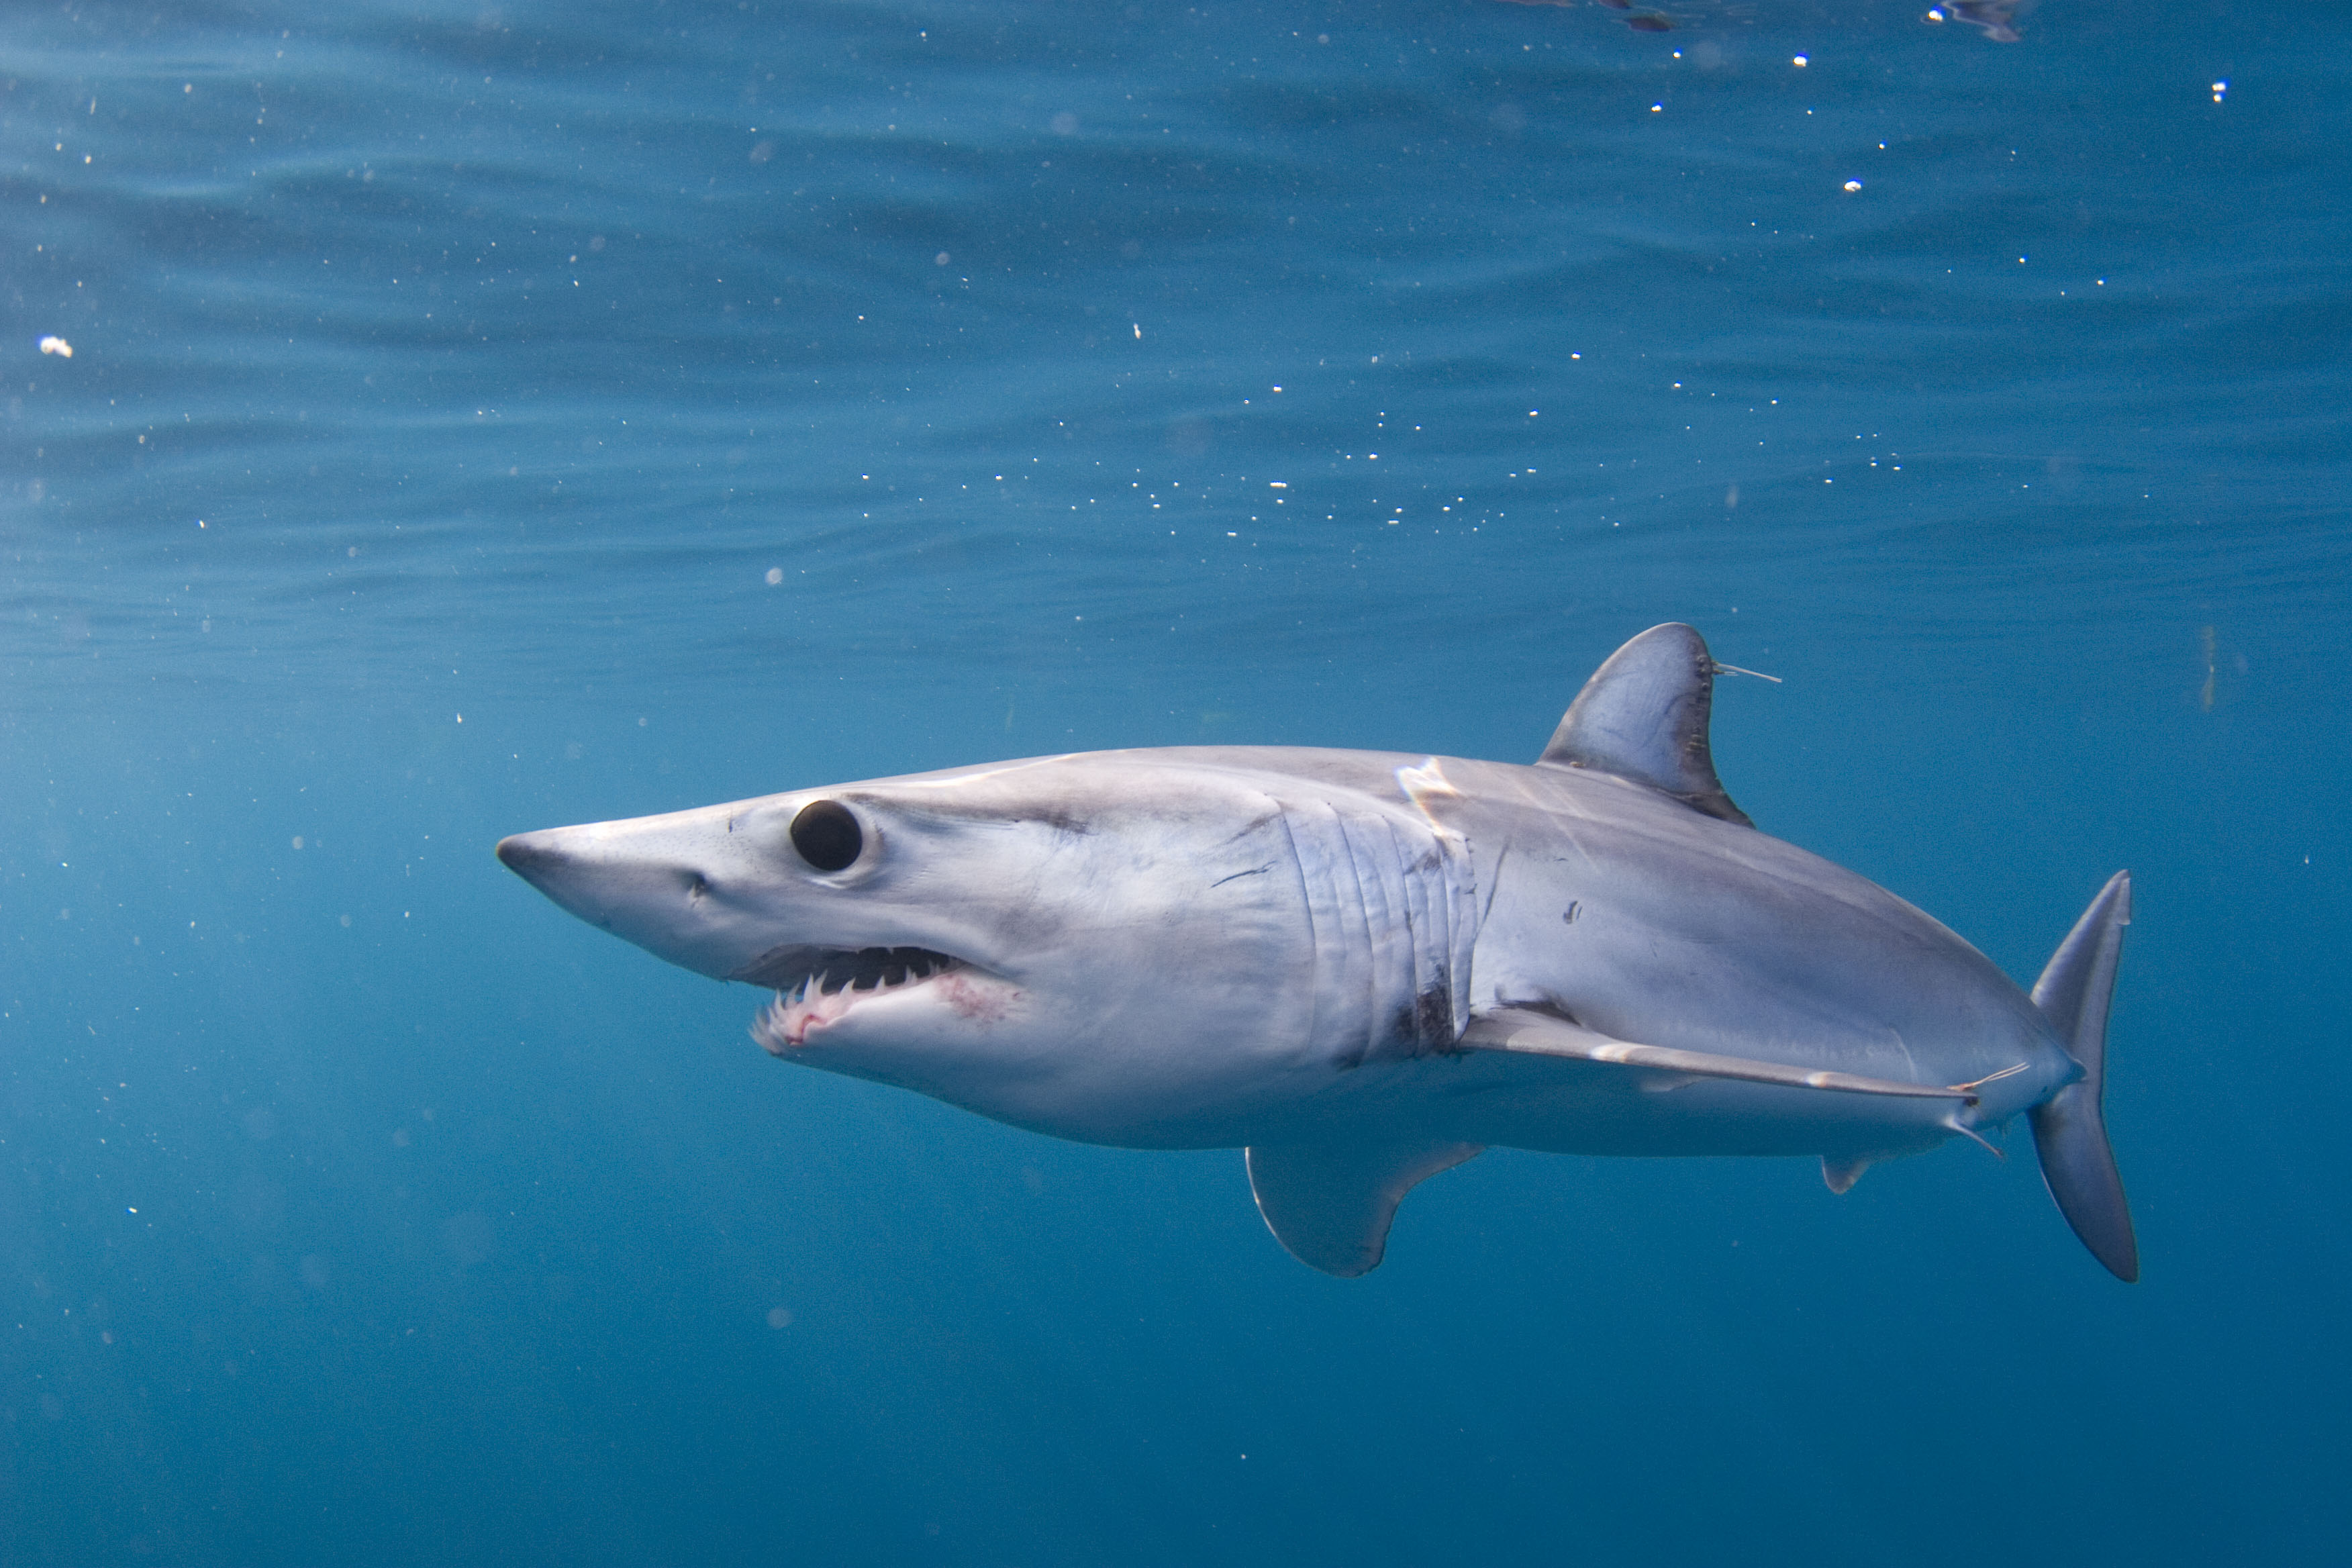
left=498, top=624, right=2137, bottom=1282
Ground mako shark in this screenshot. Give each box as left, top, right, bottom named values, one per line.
left=496, top=624, right=2136, bottom=1280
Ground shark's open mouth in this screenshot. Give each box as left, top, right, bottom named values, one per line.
left=746, top=945, right=967, bottom=1054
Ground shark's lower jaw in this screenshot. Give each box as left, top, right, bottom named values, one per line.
left=748, top=946, right=968, bottom=1054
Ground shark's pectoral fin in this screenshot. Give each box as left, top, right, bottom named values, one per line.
left=1245, top=1140, right=1483, bottom=1277
left=1459, top=1008, right=1975, bottom=1102
left=1538, top=622, right=1754, bottom=828
left=1821, top=1155, right=1871, bottom=1194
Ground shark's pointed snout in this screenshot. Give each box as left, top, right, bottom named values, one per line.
left=495, top=830, right=567, bottom=884
left=494, top=812, right=785, bottom=981
left=496, top=826, right=619, bottom=926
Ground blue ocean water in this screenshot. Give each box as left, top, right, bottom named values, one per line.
left=3, top=0, right=2348, bottom=1560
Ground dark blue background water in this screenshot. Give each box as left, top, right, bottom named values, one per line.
left=3, top=0, right=2347, bottom=1561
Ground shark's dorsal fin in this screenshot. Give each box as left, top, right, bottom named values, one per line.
left=1538, top=622, right=1753, bottom=828
left=1245, top=1140, right=1483, bottom=1277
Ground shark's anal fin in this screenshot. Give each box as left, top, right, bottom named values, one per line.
left=1460, top=1008, right=1973, bottom=1101
left=1245, top=1140, right=1483, bottom=1277
left=1821, top=1156, right=1871, bottom=1194
left=2028, top=871, right=2138, bottom=1283
left=1538, top=622, right=1754, bottom=828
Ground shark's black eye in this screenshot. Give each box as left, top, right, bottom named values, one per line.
left=789, top=799, right=863, bottom=872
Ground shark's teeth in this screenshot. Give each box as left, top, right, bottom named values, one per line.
left=752, top=946, right=965, bottom=1055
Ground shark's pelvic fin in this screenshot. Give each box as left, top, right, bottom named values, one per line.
left=1821, top=1155, right=1871, bottom=1194
left=1245, top=1140, right=1483, bottom=1277
left=1459, top=1008, right=1973, bottom=1101
left=2027, top=871, right=2138, bottom=1282
left=1538, top=622, right=1754, bottom=828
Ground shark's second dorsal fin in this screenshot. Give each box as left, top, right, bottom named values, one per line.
left=1538, top=622, right=1753, bottom=828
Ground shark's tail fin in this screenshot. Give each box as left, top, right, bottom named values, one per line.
left=2027, top=871, right=2138, bottom=1282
